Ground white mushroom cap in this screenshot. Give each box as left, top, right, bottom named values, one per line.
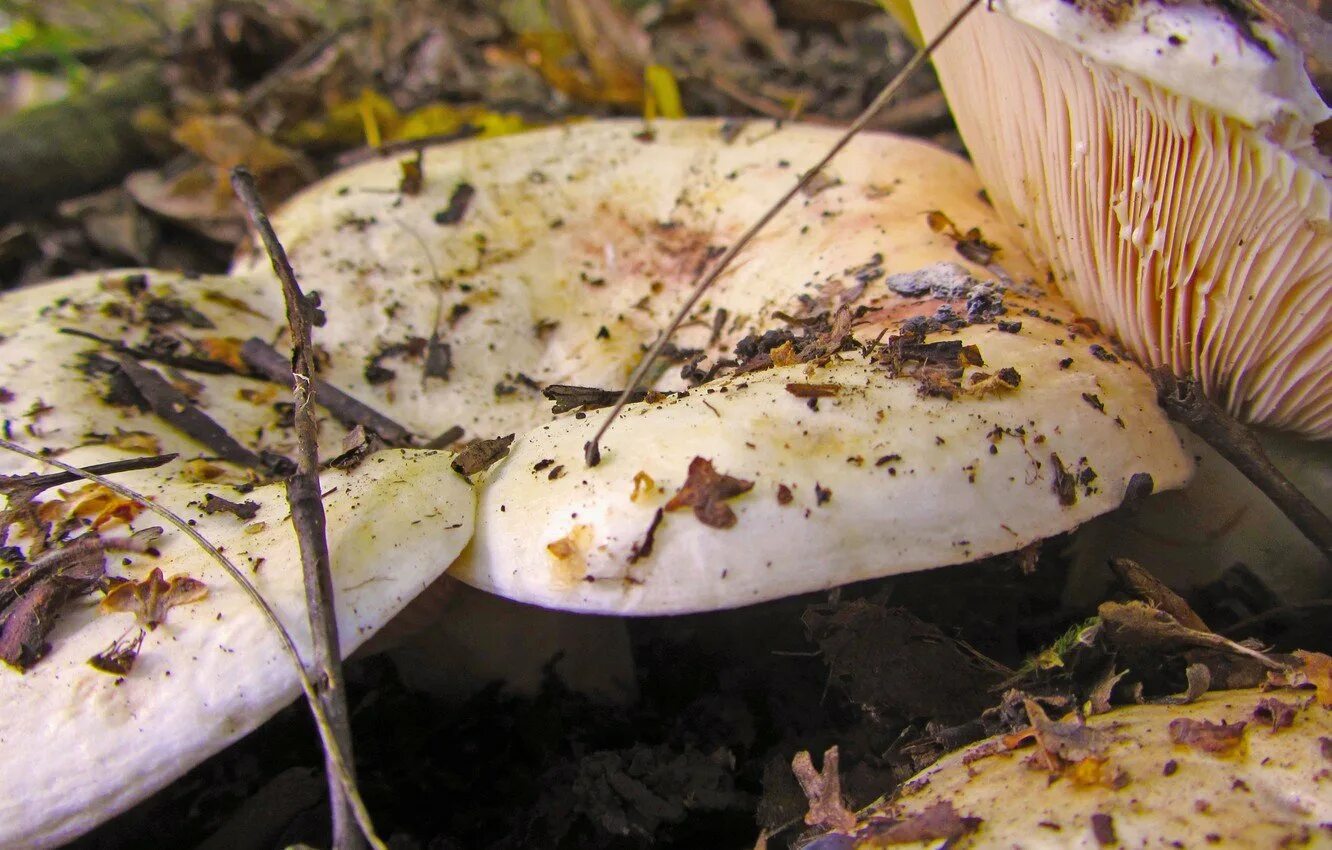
left=0, top=448, right=473, bottom=849
left=868, top=688, right=1332, bottom=848
left=911, top=0, right=1332, bottom=437
left=0, top=271, right=474, bottom=848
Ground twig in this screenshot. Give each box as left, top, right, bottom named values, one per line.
left=60, top=328, right=240, bottom=375
left=1152, top=369, right=1332, bottom=567
left=232, top=167, right=363, bottom=850
left=0, top=453, right=176, bottom=499
left=0, top=437, right=385, bottom=849
left=583, top=0, right=984, bottom=466
left=113, top=354, right=272, bottom=471
left=240, top=338, right=413, bottom=446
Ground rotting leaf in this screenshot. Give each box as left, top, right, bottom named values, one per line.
left=1110, top=558, right=1209, bottom=631
left=1168, top=717, right=1247, bottom=754
left=0, top=537, right=110, bottom=670
left=1003, top=699, right=1124, bottom=787
left=451, top=434, right=515, bottom=477
left=100, top=567, right=208, bottom=629
left=859, top=802, right=982, bottom=845
left=925, top=210, right=1001, bottom=266
left=1292, top=651, right=1332, bottom=707
left=1050, top=453, right=1077, bottom=506
left=88, top=628, right=146, bottom=676
left=791, top=747, right=856, bottom=834
left=663, top=457, right=754, bottom=529
left=1251, top=697, right=1299, bottom=732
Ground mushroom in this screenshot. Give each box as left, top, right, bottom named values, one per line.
left=902, top=0, right=1332, bottom=601
left=0, top=270, right=475, bottom=848
left=833, top=687, right=1332, bottom=847
left=906, top=0, right=1330, bottom=437
left=235, top=118, right=1190, bottom=614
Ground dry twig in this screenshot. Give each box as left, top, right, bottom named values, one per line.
left=232, top=167, right=365, bottom=850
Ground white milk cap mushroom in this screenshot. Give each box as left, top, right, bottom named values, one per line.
left=0, top=271, right=474, bottom=848
left=851, top=688, right=1332, bottom=849
left=910, top=0, right=1332, bottom=438
left=271, top=120, right=1198, bottom=615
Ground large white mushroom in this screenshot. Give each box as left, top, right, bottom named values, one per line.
left=0, top=270, right=476, bottom=847
left=240, top=119, right=1191, bottom=614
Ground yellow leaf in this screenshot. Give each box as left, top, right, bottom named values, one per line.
left=644, top=64, right=684, bottom=121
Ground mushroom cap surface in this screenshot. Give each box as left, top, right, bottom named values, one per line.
left=0, top=272, right=474, bottom=848
left=241, top=119, right=1191, bottom=614
left=912, top=1, right=1332, bottom=438
left=861, top=688, right=1332, bottom=849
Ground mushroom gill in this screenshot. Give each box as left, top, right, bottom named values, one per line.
left=911, top=0, right=1332, bottom=437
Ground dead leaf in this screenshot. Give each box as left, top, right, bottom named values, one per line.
left=101, top=567, right=208, bottom=629
left=1109, top=558, right=1209, bottom=631
left=1293, top=650, right=1332, bottom=707
left=791, top=746, right=856, bottom=833
left=1168, top=717, right=1247, bottom=753
left=1252, top=697, right=1300, bottom=732
left=664, top=456, right=754, bottom=528
left=859, top=801, right=982, bottom=845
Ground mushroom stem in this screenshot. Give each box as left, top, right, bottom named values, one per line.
left=1153, top=369, right=1332, bottom=569
left=582, top=0, right=983, bottom=467
left=232, top=167, right=363, bottom=850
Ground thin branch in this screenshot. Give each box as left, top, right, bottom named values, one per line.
left=232, top=167, right=363, bottom=850
left=0, top=453, right=176, bottom=499
left=240, top=338, right=413, bottom=445
left=0, top=437, right=385, bottom=849
left=1153, top=369, right=1332, bottom=568
left=583, top=0, right=983, bottom=466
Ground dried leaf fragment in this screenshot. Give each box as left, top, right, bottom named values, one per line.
left=1168, top=717, right=1247, bottom=753
left=791, top=746, right=856, bottom=833
left=664, top=456, right=754, bottom=528
left=860, top=801, right=982, bottom=845
left=101, top=567, right=208, bottom=629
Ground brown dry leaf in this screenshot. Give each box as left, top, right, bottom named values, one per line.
left=1251, top=697, right=1300, bottom=732
left=664, top=456, right=754, bottom=529
left=451, top=434, right=515, bottom=477
left=769, top=340, right=799, bottom=367
left=791, top=746, right=857, bottom=833
left=1109, top=558, right=1209, bottom=631
left=52, top=483, right=145, bottom=530
left=1292, top=650, right=1332, bottom=707
left=101, top=567, right=208, bottom=629
left=857, top=801, right=982, bottom=846
left=106, top=430, right=163, bottom=454
left=1003, top=699, right=1124, bottom=786
left=1168, top=717, right=1248, bottom=754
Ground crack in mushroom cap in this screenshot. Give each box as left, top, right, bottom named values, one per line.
left=228, top=119, right=1190, bottom=615
left=869, top=688, right=1332, bottom=848
left=0, top=272, right=474, bottom=848
left=912, top=1, right=1332, bottom=438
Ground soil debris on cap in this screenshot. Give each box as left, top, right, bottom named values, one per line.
left=663, top=456, right=754, bottom=529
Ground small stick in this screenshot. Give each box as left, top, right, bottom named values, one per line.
left=0, top=437, right=386, bottom=850
left=583, top=0, right=984, bottom=466
left=60, top=328, right=240, bottom=375
left=0, top=453, right=176, bottom=498
left=113, top=354, right=270, bottom=470
left=1153, top=369, right=1332, bottom=567
left=240, top=338, right=414, bottom=446
left=232, top=167, right=362, bottom=850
